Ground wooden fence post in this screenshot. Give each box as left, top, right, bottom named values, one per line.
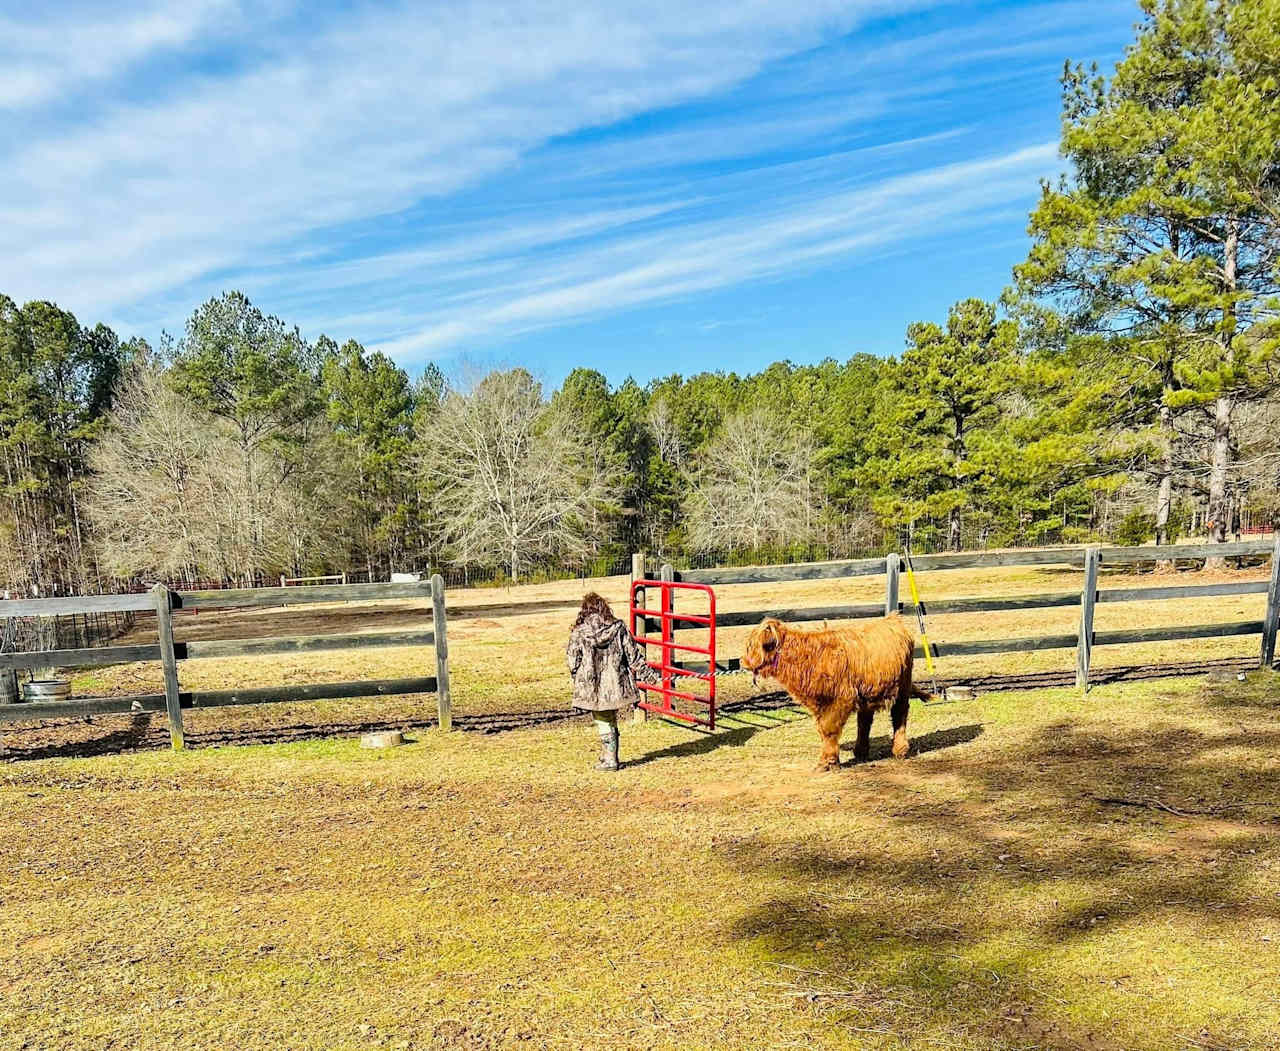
left=1262, top=533, right=1280, bottom=669
left=1076, top=545, right=1101, bottom=691
left=151, top=584, right=184, bottom=750
left=884, top=553, right=900, bottom=616
left=431, top=574, right=452, bottom=732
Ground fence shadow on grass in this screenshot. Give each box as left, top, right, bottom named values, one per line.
left=1, top=709, right=159, bottom=762
left=625, top=692, right=805, bottom=767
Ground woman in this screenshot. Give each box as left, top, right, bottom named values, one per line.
left=566, top=592, right=655, bottom=771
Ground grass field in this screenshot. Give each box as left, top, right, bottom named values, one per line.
left=2, top=671, right=1279, bottom=1049
left=0, top=558, right=1269, bottom=757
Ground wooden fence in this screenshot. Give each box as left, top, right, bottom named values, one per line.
left=0, top=576, right=452, bottom=747
left=646, top=538, right=1280, bottom=687
left=1, top=540, right=1275, bottom=752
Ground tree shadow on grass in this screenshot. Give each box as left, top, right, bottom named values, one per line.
left=716, top=697, right=1280, bottom=1049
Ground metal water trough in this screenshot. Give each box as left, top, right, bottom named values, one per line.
left=22, top=678, right=71, bottom=703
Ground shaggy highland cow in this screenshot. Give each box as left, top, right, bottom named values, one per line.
left=742, top=614, right=928, bottom=770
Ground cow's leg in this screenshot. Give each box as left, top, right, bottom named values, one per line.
left=816, top=726, right=841, bottom=771
left=891, top=660, right=914, bottom=759
left=890, top=688, right=911, bottom=759
left=853, top=707, right=873, bottom=762
left=814, top=699, right=849, bottom=771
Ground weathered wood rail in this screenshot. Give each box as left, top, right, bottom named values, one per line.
left=645, top=538, right=1280, bottom=686
left=0, top=576, right=452, bottom=744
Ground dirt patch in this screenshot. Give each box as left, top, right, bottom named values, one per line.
left=991, top=1004, right=1139, bottom=1051
left=0, top=706, right=588, bottom=761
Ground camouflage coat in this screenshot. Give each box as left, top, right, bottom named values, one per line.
left=566, top=612, right=656, bottom=712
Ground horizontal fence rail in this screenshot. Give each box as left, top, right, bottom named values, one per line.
left=0, top=630, right=437, bottom=670
left=674, top=540, right=1275, bottom=587
left=0, top=644, right=161, bottom=671
left=0, top=594, right=157, bottom=618
left=0, top=677, right=440, bottom=723
left=180, top=630, right=435, bottom=661
left=0, top=577, right=453, bottom=742
left=647, top=536, right=1280, bottom=691
left=175, top=580, right=440, bottom=610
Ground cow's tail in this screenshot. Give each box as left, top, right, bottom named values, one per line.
left=909, top=681, right=933, bottom=702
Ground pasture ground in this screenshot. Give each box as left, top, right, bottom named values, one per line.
left=3, top=672, right=1279, bottom=1049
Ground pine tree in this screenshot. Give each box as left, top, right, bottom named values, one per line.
left=321, top=339, right=416, bottom=579
left=1015, top=0, right=1280, bottom=561
left=866, top=299, right=1017, bottom=551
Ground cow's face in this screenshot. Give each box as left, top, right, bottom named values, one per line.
left=742, top=618, right=784, bottom=676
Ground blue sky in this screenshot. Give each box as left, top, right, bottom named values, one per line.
left=1, top=0, right=1138, bottom=386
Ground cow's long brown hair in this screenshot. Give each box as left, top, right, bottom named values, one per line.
left=742, top=614, right=925, bottom=768
left=573, top=591, right=616, bottom=629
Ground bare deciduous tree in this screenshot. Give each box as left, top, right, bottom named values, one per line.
left=85, top=360, right=220, bottom=581
left=85, top=362, right=343, bottom=584
left=1234, top=396, right=1280, bottom=531
left=682, top=407, right=817, bottom=553
left=0, top=519, right=26, bottom=596
left=647, top=396, right=684, bottom=468
left=422, top=369, right=617, bottom=583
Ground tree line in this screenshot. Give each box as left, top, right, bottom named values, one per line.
left=1, top=0, right=1278, bottom=593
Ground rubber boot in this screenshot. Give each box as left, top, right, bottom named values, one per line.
left=595, top=721, right=620, bottom=771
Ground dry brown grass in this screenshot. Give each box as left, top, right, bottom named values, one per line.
left=2, top=671, right=1279, bottom=1049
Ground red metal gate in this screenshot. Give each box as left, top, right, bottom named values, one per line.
left=629, top=579, right=717, bottom=729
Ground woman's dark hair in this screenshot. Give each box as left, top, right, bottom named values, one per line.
left=573, top=591, right=615, bottom=628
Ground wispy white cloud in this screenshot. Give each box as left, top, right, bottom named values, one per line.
left=370, top=142, right=1057, bottom=358
left=0, top=0, right=914, bottom=317
left=0, top=0, right=1130, bottom=362
left=0, top=1, right=244, bottom=108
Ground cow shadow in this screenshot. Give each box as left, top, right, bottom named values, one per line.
left=626, top=690, right=810, bottom=767
left=839, top=722, right=985, bottom=761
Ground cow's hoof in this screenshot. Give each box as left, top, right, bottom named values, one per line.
left=892, top=737, right=910, bottom=759
left=815, top=760, right=840, bottom=772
